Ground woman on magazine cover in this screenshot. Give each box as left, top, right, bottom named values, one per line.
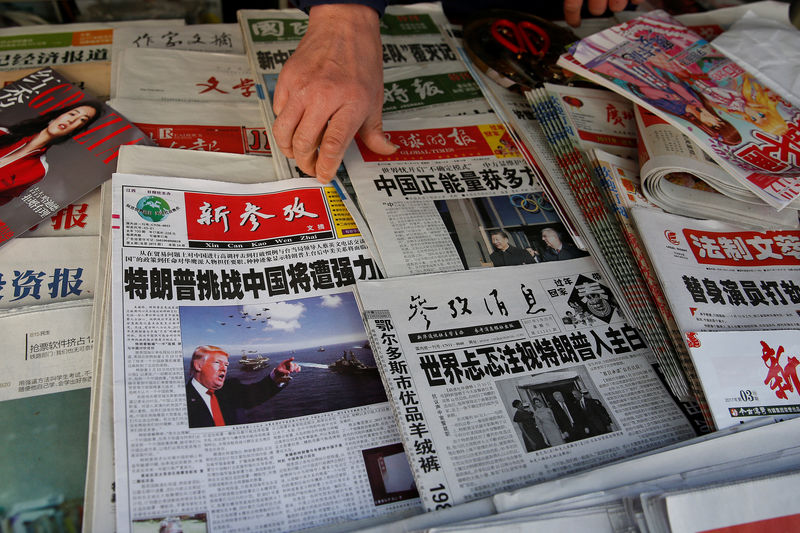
left=0, top=101, right=102, bottom=205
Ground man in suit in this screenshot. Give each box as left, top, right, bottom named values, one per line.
left=549, top=390, right=578, bottom=442
left=571, top=388, right=613, bottom=437
left=186, top=345, right=300, bottom=428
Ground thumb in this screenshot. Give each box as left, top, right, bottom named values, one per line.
left=358, top=110, right=397, bottom=155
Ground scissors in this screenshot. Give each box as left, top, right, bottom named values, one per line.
left=490, top=18, right=550, bottom=59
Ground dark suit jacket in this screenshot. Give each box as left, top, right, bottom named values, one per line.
left=576, top=397, right=612, bottom=436
left=187, top=375, right=281, bottom=428
left=549, top=400, right=576, bottom=440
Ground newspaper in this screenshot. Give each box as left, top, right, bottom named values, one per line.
left=0, top=235, right=97, bottom=312
left=382, top=63, right=492, bottom=119
left=631, top=207, right=800, bottom=333
left=542, top=83, right=638, bottom=160
left=592, top=150, right=713, bottom=428
left=238, top=4, right=460, bottom=180
left=635, top=105, right=800, bottom=228
left=341, top=113, right=572, bottom=278
left=684, top=330, right=800, bottom=429
left=108, top=98, right=270, bottom=156
left=559, top=10, right=800, bottom=210
left=83, top=146, right=281, bottom=533
left=659, top=469, right=800, bottom=533
left=109, top=23, right=244, bottom=98
left=357, top=258, right=696, bottom=510
left=111, top=172, right=422, bottom=532
left=526, top=86, right=692, bottom=401
left=0, top=300, right=94, bottom=532
left=113, top=48, right=257, bottom=103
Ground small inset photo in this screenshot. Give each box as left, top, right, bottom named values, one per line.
left=362, top=443, right=419, bottom=506
left=496, top=367, right=618, bottom=453
left=132, top=513, right=207, bottom=533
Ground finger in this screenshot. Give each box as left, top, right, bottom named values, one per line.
left=608, top=0, right=628, bottom=12
left=272, top=98, right=305, bottom=160
left=315, top=107, right=364, bottom=182
left=357, top=107, right=397, bottom=156
left=586, top=0, right=608, bottom=16
left=272, top=77, right=289, bottom=117
left=563, top=0, right=584, bottom=27
left=288, top=98, right=337, bottom=176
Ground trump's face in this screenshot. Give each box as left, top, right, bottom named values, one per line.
left=195, top=351, right=229, bottom=390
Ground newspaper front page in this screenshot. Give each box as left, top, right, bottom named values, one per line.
left=111, top=174, right=421, bottom=531
left=684, top=330, right=800, bottom=429
left=631, top=207, right=800, bottom=333
left=357, top=258, right=696, bottom=510
left=342, top=114, right=574, bottom=278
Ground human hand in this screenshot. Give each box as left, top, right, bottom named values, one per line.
left=563, top=0, right=640, bottom=27
left=272, top=4, right=397, bottom=182
left=271, top=357, right=301, bottom=384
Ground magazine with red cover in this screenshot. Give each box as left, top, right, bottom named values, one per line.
left=557, top=10, right=800, bottom=211
left=0, top=67, right=151, bottom=247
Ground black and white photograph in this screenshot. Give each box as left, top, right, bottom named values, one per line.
left=497, top=367, right=617, bottom=452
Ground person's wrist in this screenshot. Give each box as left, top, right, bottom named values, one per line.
left=308, top=4, right=380, bottom=36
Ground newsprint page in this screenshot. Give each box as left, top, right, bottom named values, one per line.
left=111, top=174, right=421, bottom=531
left=356, top=258, right=696, bottom=510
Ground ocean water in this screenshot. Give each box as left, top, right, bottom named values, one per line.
left=184, top=341, right=388, bottom=424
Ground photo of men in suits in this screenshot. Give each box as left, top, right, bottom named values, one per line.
left=186, top=345, right=300, bottom=428
left=549, top=388, right=614, bottom=441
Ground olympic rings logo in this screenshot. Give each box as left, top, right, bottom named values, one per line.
left=509, top=193, right=554, bottom=214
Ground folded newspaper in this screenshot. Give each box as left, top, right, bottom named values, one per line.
left=635, top=105, right=800, bottom=228
left=558, top=10, right=800, bottom=211
left=357, top=258, right=696, bottom=510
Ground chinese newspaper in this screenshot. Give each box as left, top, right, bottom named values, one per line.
left=558, top=10, right=800, bottom=210
left=341, top=113, right=565, bottom=278
left=631, top=206, right=800, bottom=333
left=684, top=330, right=800, bottom=429
left=111, top=173, right=421, bottom=531
left=357, top=258, right=696, bottom=510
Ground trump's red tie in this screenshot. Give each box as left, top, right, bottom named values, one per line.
left=207, top=390, right=225, bottom=426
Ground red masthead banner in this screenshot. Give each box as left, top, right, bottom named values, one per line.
left=683, top=228, right=800, bottom=267
left=355, top=124, right=519, bottom=162
left=184, top=188, right=330, bottom=243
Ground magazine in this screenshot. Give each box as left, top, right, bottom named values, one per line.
left=558, top=10, right=800, bottom=210
left=635, top=105, right=800, bottom=228
left=0, top=67, right=150, bottom=248
left=356, top=258, right=696, bottom=510
left=111, top=172, right=422, bottom=532
left=683, top=329, right=800, bottom=429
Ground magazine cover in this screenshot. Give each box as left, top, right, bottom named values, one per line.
left=0, top=67, right=150, bottom=247
left=558, top=10, right=800, bottom=210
